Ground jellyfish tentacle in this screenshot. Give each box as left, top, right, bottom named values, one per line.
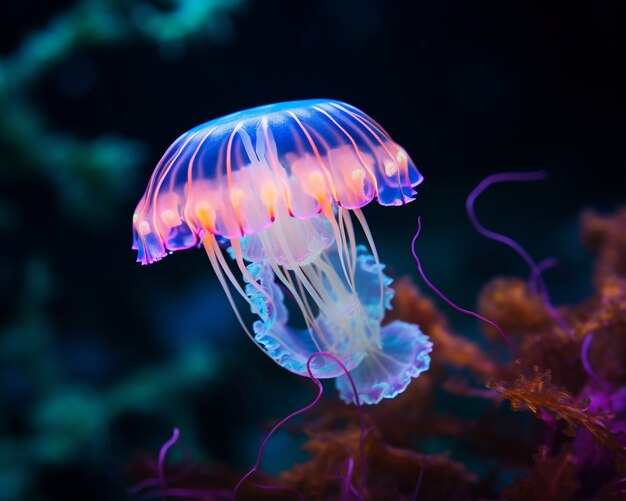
left=255, top=231, right=329, bottom=350
left=233, top=351, right=365, bottom=496
left=249, top=259, right=356, bottom=376
left=229, top=238, right=274, bottom=309
left=466, top=171, right=571, bottom=334
left=318, top=205, right=357, bottom=295
left=248, top=242, right=395, bottom=378
left=133, top=99, right=431, bottom=405
left=348, top=245, right=394, bottom=354
left=260, top=213, right=338, bottom=322
left=300, top=261, right=359, bottom=354
left=317, top=237, right=384, bottom=354
left=337, top=206, right=358, bottom=289
left=207, top=235, right=255, bottom=307
left=295, top=258, right=356, bottom=351
left=290, top=268, right=325, bottom=349
left=300, top=265, right=345, bottom=316
left=353, top=208, right=385, bottom=324
left=275, top=267, right=324, bottom=351
left=203, top=235, right=260, bottom=348
left=412, top=216, right=518, bottom=358
left=212, top=232, right=329, bottom=362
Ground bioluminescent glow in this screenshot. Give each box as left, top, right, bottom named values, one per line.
left=132, top=99, right=432, bottom=404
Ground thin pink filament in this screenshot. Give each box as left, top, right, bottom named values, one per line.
left=411, top=217, right=519, bottom=359
left=129, top=428, right=235, bottom=500
left=466, top=171, right=571, bottom=334
left=410, top=464, right=429, bottom=501
left=158, top=427, right=179, bottom=501
left=233, top=352, right=366, bottom=496
left=339, top=457, right=365, bottom=500
left=531, top=257, right=560, bottom=292
left=581, top=332, right=599, bottom=382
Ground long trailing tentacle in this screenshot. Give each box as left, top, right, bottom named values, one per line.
left=411, top=217, right=519, bottom=359
left=466, top=171, right=571, bottom=334
left=233, top=352, right=366, bottom=496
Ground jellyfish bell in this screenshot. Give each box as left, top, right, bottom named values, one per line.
left=132, top=99, right=432, bottom=404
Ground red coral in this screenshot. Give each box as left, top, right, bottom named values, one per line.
left=126, top=207, right=626, bottom=500
left=504, top=445, right=579, bottom=500
left=487, top=362, right=622, bottom=451
left=581, top=208, right=626, bottom=280
left=281, top=424, right=474, bottom=500
left=388, top=277, right=497, bottom=378
left=478, top=277, right=553, bottom=336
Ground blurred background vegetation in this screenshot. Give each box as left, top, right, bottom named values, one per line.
left=0, top=0, right=624, bottom=499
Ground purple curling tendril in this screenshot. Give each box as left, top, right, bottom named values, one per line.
left=233, top=351, right=366, bottom=496
left=128, top=428, right=233, bottom=500
left=466, top=171, right=572, bottom=334
left=412, top=216, right=519, bottom=359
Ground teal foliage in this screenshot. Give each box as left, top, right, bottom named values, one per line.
left=0, top=255, right=223, bottom=499
left=1, top=0, right=622, bottom=499
left=0, top=1, right=244, bottom=499
left=0, top=0, right=243, bottom=221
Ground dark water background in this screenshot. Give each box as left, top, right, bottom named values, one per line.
left=0, top=0, right=624, bottom=499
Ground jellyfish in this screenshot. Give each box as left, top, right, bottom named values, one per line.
left=132, top=99, right=432, bottom=404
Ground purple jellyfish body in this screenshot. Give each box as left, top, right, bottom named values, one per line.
left=132, top=99, right=432, bottom=404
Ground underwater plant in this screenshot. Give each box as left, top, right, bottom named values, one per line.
left=132, top=99, right=432, bottom=404
left=127, top=171, right=626, bottom=499
left=0, top=0, right=244, bottom=222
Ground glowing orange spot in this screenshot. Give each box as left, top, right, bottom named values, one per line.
left=195, top=202, right=216, bottom=229
left=260, top=183, right=279, bottom=208
left=304, top=171, right=331, bottom=208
